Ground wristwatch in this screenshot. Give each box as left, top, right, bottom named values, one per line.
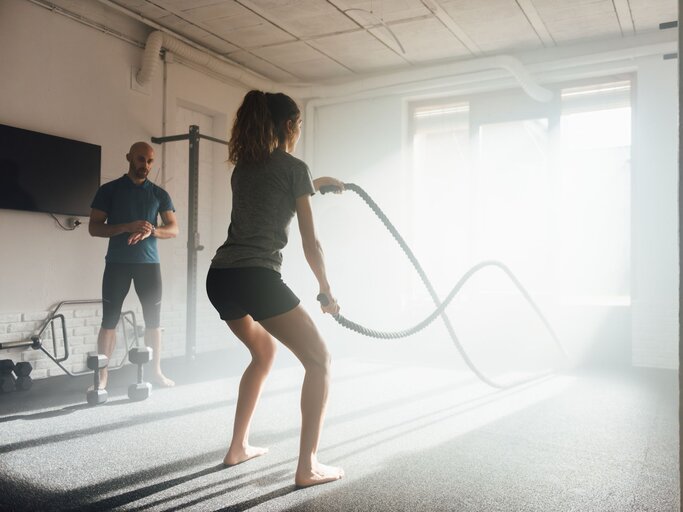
left=151, top=225, right=156, bottom=237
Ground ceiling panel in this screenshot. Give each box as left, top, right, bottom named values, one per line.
left=123, top=1, right=169, bottom=19
left=439, top=0, right=543, bottom=53
left=629, top=0, right=678, bottom=31
left=195, top=32, right=240, bottom=54
left=329, top=0, right=431, bottom=23
left=228, top=50, right=300, bottom=82
left=154, top=19, right=210, bottom=40
left=160, top=0, right=232, bottom=10
left=203, top=8, right=296, bottom=48
left=109, top=0, right=157, bottom=10
left=251, top=41, right=353, bottom=80
left=111, top=0, right=149, bottom=5
left=152, top=14, right=241, bottom=54
left=530, top=0, right=621, bottom=42
left=369, top=17, right=470, bottom=62
left=156, top=13, right=193, bottom=32
left=239, top=0, right=360, bottom=38
left=309, top=29, right=408, bottom=72
left=178, top=2, right=245, bottom=22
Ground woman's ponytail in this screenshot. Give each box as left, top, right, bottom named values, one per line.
left=228, top=90, right=277, bottom=164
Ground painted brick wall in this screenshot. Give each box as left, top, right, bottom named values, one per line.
left=0, top=303, right=233, bottom=380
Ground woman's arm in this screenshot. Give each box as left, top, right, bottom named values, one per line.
left=296, top=194, right=339, bottom=315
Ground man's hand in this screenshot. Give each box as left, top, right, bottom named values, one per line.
left=127, top=221, right=153, bottom=245
left=127, top=220, right=153, bottom=234
left=128, top=229, right=152, bottom=246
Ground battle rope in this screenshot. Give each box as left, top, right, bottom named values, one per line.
left=317, top=183, right=567, bottom=389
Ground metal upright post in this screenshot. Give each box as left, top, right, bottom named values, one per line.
left=187, top=125, right=201, bottom=362
left=151, top=126, right=226, bottom=363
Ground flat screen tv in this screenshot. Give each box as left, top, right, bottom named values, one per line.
left=0, top=124, right=101, bottom=217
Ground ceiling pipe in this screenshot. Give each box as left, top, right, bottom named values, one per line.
left=300, top=36, right=676, bottom=168
left=136, top=30, right=273, bottom=91
left=135, top=30, right=554, bottom=103
left=96, top=0, right=273, bottom=85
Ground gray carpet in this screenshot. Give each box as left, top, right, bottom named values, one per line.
left=0, top=350, right=678, bottom=511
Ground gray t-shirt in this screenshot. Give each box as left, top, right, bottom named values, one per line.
left=211, top=149, right=315, bottom=273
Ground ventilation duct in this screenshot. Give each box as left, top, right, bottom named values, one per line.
left=136, top=30, right=554, bottom=102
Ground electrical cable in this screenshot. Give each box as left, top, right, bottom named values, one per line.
left=48, top=213, right=80, bottom=231
left=318, top=183, right=568, bottom=389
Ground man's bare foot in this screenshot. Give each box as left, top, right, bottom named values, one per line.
left=295, top=462, right=344, bottom=488
left=223, top=445, right=269, bottom=466
left=151, top=373, right=175, bottom=387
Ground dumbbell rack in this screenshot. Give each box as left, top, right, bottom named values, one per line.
left=0, top=299, right=142, bottom=378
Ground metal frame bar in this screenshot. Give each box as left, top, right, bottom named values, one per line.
left=186, top=125, right=200, bottom=362
left=0, top=300, right=141, bottom=377
left=151, top=125, right=228, bottom=362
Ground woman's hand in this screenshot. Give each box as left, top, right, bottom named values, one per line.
left=313, top=177, right=345, bottom=194
left=317, top=290, right=340, bottom=316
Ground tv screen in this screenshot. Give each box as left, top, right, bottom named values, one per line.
left=0, top=124, right=101, bottom=217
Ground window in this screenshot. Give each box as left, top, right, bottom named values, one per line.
left=410, top=102, right=471, bottom=297
left=408, top=79, right=631, bottom=306
left=558, top=81, right=631, bottom=303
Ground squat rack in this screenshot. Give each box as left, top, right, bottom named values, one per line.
left=151, top=125, right=228, bottom=362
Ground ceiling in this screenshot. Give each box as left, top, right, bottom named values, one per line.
left=107, top=0, right=678, bottom=83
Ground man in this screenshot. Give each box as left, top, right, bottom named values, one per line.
left=89, top=141, right=178, bottom=389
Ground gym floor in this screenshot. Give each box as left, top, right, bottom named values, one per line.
left=0, top=348, right=678, bottom=511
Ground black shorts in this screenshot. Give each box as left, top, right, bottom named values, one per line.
left=206, top=267, right=300, bottom=321
left=102, top=262, right=162, bottom=329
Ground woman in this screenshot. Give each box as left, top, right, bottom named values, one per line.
left=206, top=90, right=345, bottom=488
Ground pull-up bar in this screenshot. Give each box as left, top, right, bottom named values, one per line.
left=152, top=125, right=228, bottom=362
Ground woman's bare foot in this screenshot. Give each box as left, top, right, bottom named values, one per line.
left=223, top=445, right=269, bottom=466
left=295, top=462, right=344, bottom=488
left=152, top=373, right=175, bottom=387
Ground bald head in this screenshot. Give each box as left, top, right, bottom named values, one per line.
left=129, top=141, right=154, bottom=155
left=126, top=141, right=155, bottom=182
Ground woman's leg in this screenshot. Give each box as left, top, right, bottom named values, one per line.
left=224, top=315, right=278, bottom=466
left=259, top=305, right=344, bottom=487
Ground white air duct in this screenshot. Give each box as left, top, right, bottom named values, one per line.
left=136, top=30, right=554, bottom=102
left=312, top=55, right=554, bottom=102
left=136, top=30, right=272, bottom=91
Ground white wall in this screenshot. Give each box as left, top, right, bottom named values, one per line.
left=631, top=55, right=679, bottom=368
left=0, top=0, right=163, bottom=313
left=0, top=0, right=250, bottom=377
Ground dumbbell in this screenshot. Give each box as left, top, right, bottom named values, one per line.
left=86, top=352, right=109, bottom=405
left=128, top=347, right=153, bottom=401
left=0, top=359, right=16, bottom=394
left=13, top=362, right=33, bottom=391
